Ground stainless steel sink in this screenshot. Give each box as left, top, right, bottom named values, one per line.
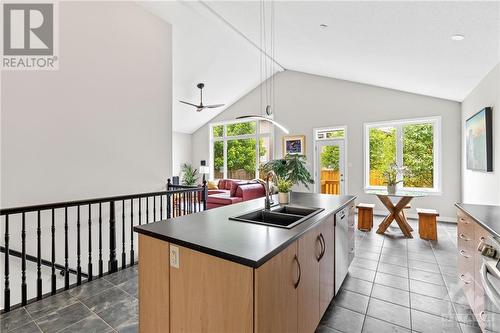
left=229, top=205, right=324, bottom=229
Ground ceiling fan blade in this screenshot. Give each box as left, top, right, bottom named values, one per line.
left=205, top=104, right=225, bottom=109
left=179, top=100, right=200, bottom=108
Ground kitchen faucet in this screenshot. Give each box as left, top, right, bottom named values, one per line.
left=255, top=170, right=277, bottom=210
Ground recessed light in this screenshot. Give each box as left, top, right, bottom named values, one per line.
left=319, top=24, right=328, bottom=28
left=451, top=34, right=465, bottom=41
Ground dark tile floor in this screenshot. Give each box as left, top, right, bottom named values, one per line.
left=318, top=217, right=481, bottom=333
left=0, top=216, right=476, bottom=333
left=0, top=267, right=138, bottom=333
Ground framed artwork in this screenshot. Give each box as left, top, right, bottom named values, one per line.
left=466, top=107, right=493, bottom=172
left=283, top=135, right=306, bottom=156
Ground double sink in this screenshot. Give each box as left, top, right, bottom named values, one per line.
left=230, top=205, right=324, bottom=229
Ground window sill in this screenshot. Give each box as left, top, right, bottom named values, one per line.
left=363, top=187, right=442, bottom=196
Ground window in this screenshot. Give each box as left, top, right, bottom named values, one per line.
left=210, top=120, right=273, bottom=180
left=316, top=128, right=345, bottom=140
left=364, top=117, right=441, bottom=192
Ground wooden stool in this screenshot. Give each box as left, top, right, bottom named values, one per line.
left=417, top=208, right=439, bottom=241
left=357, top=203, right=375, bottom=231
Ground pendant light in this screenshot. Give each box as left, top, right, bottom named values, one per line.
left=236, top=0, right=289, bottom=134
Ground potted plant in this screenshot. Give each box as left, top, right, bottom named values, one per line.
left=181, top=163, right=199, bottom=186
left=383, top=163, right=410, bottom=194
left=261, top=154, right=314, bottom=204
left=276, top=178, right=293, bottom=204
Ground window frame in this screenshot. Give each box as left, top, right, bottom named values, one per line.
left=209, top=119, right=274, bottom=180
left=363, top=116, right=442, bottom=194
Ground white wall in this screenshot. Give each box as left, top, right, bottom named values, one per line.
left=0, top=2, right=172, bottom=306
left=461, top=63, right=500, bottom=205
left=192, top=70, right=461, bottom=220
left=172, top=131, right=192, bottom=177
left=1, top=1, right=172, bottom=206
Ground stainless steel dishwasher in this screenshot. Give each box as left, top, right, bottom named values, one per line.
left=335, top=204, right=355, bottom=294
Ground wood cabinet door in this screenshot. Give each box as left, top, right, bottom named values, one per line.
left=138, top=235, right=170, bottom=333
left=298, top=226, right=321, bottom=333
left=319, top=215, right=335, bottom=316
left=255, top=241, right=299, bottom=333
left=473, top=223, right=490, bottom=331
left=170, top=245, right=253, bottom=333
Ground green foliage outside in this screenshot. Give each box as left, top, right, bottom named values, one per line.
left=213, top=121, right=266, bottom=178
left=403, top=124, right=434, bottom=188
left=320, top=146, right=340, bottom=170
left=369, top=124, right=434, bottom=188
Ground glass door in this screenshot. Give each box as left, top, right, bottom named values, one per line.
left=315, top=140, right=345, bottom=195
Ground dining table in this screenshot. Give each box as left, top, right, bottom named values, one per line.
left=365, top=189, right=427, bottom=238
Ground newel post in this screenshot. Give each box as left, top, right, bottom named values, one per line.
left=202, top=180, right=207, bottom=211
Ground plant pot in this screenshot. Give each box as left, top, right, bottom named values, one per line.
left=387, top=184, right=396, bottom=195
left=278, top=192, right=290, bottom=204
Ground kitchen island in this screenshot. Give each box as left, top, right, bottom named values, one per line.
left=134, top=192, right=356, bottom=333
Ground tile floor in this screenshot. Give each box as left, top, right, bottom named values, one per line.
left=0, top=216, right=479, bottom=333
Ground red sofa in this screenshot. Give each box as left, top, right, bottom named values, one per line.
left=206, top=179, right=265, bottom=209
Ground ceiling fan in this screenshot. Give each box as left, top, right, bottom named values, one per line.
left=179, top=83, right=225, bottom=112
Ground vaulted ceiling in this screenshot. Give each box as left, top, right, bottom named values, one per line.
left=141, top=1, right=500, bottom=134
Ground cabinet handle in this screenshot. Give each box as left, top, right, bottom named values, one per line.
left=459, top=274, right=472, bottom=284
left=459, top=217, right=470, bottom=224
left=293, top=255, right=301, bottom=289
left=459, top=250, right=471, bottom=258
left=479, top=311, right=486, bottom=321
left=317, top=233, right=326, bottom=262
left=459, top=233, right=470, bottom=241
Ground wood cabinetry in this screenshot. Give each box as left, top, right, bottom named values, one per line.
left=170, top=245, right=254, bottom=333
left=298, top=227, right=321, bottom=333
left=139, top=203, right=356, bottom=333
left=457, top=208, right=500, bottom=332
left=138, top=235, right=170, bottom=333
left=255, top=241, right=299, bottom=333
left=319, top=215, right=335, bottom=316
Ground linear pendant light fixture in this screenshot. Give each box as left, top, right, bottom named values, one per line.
left=236, top=115, right=290, bottom=134
left=235, top=0, right=290, bottom=134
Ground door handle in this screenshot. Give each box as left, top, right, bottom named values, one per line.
left=293, top=255, right=301, bottom=289
left=317, top=233, right=326, bottom=262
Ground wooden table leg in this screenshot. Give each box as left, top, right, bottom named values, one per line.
left=376, top=195, right=414, bottom=238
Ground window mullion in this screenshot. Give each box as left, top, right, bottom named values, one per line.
left=396, top=125, right=404, bottom=188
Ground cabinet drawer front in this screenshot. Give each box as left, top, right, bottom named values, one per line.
left=457, top=230, right=474, bottom=252
left=457, top=211, right=474, bottom=234
left=458, top=248, right=475, bottom=307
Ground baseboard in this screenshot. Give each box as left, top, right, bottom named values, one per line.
left=371, top=209, right=457, bottom=223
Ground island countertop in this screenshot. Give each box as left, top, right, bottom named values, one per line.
left=134, top=192, right=356, bottom=268
left=455, top=203, right=500, bottom=238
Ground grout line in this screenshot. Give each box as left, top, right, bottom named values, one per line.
left=23, top=307, right=44, bottom=333
left=359, top=221, right=385, bottom=332
left=70, top=300, right=118, bottom=333
left=406, top=237, right=413, bottom=331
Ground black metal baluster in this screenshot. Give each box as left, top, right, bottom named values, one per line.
left=160, top=194, right=163, bottom=220
left=122, top=200, right=126, bottom=269
left=64, top=207, right=69, bottom=289
left=108, top=201, right=118, bottom=273
left=153, top=196, right=156, bottom=221
left=146, top=197, right=149, bottom=224
left=193, top=192, right=197, bottom=213
left=37, top=210, right=42, bottom=299
left=98, top=203, right=103, bottom=277
left=183, top=193, right=186, bottom=215
left=21, top=212, right=27, bottom=305
left=202, top=181, right=207, bottom=211
left=130, top=199, right=134, bottom=265
left=88, top=204, right=93, bottom=281
left=167, top=193, right=171, bottom=219
left=76, top=206, right=82, bottom=285
left=51, top=208, right=56, bottom=294
left=4, top=215, right=10, bottom=311
left=139, top=198, right=142, bottom=225
left=178, top=193, right=182, bottom=216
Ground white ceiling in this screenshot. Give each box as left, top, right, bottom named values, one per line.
left=142, top=1, right=500, bottom=134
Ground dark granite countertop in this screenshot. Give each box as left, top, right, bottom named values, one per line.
left=456, top=203, right=500, bottom=238
left=134, top=192, right=356, bottom=268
